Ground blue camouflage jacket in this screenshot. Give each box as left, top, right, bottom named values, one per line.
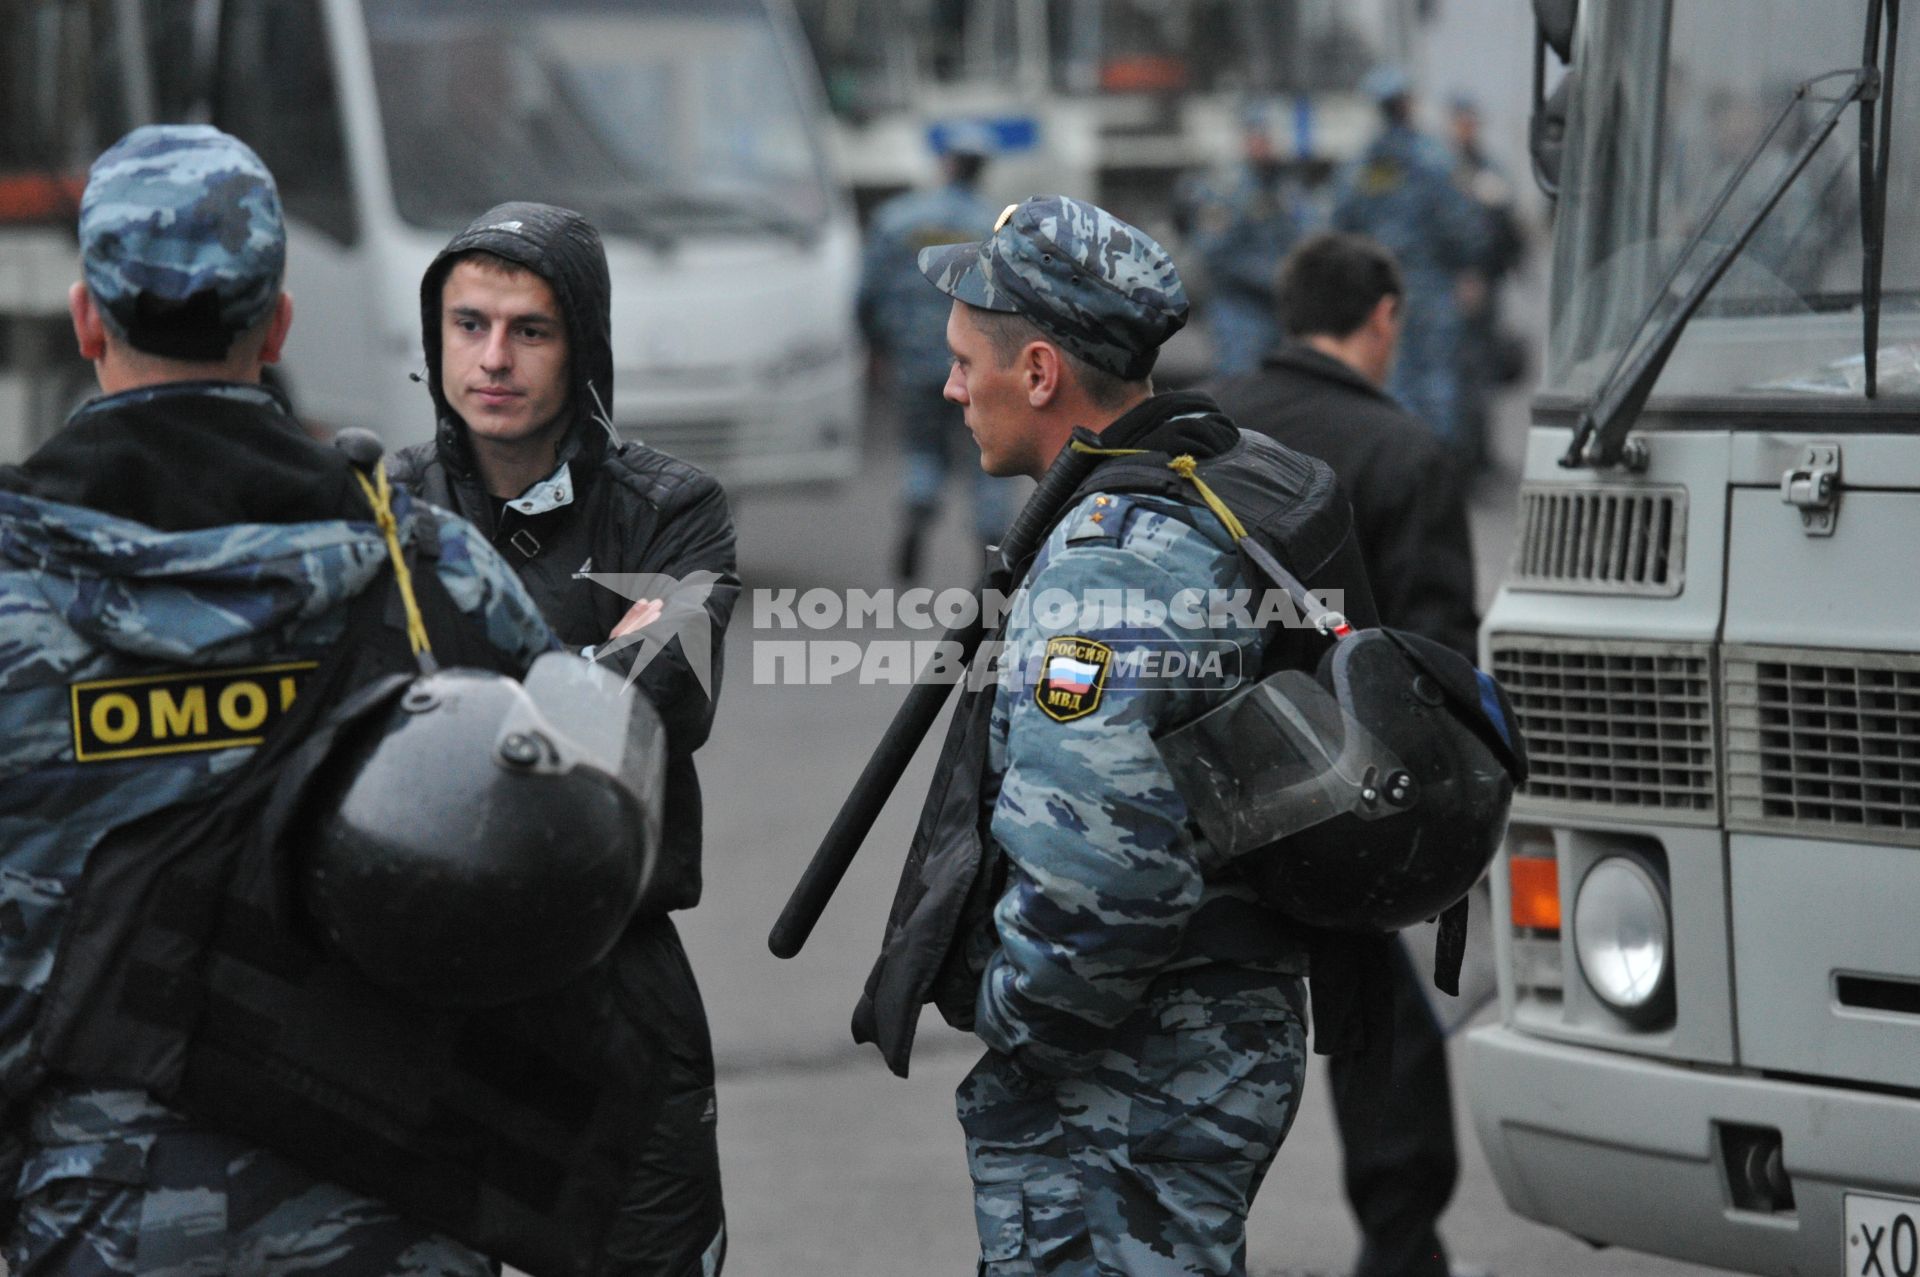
left=858, top=181, right=1002, bottom=384
left=971, top=467, right=1309, bottom=1078
left=0, top=383, right=555, bottom=1165
left=1332, top=123, right=1490, bottom=296
left=1176, top=161, right=1307, bottom=304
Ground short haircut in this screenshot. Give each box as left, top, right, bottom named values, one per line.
left=1277, top=232, right=1404, bottom=339
left=969, top=307, right=1146, bottom=410
left=103, top=290, right=278, bottom=367
left=446, top=248, right=536, bottom=281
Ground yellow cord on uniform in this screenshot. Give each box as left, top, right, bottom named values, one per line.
left=1070, top=441, right=1253, bottom=542
left=1069, top=441, right=1147, bottom=459
left=352, top=461, right=435, bottom=661
left=1166, top=455, right=1250, bottom=541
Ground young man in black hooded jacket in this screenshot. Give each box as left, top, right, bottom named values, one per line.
left=388, top=201, right=738, bottom=1276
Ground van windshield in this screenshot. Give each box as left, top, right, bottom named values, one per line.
left=367, top=0, right=834, bottom=238
left=1545, top=0, right=1920, bottom=405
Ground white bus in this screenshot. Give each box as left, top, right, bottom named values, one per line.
left=1470, top=2, right=1920, bottom=1273
left=796, top=0, right=1420, bottom=225
left=1, top=0, right=864, bottom=488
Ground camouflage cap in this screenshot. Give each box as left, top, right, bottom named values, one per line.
left=79, top=124, right=286, bottom=360
left=918, top=195, right=1188, bottom=380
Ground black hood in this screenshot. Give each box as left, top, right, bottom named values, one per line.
left=419, top=201, right=615, bottom=475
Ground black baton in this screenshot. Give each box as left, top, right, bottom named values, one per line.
left=767, top=437, right=1105, bottom=958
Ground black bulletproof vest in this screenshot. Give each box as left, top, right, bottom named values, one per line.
left=27, top=530, right=667, bottom=1277
left=852, top=428, right=1380, bottom=1078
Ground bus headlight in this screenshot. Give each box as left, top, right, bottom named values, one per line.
left=1573, top=856, right=1672, bottom=1023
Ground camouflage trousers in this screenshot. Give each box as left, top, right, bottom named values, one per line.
left=5, top=1089, right=490, bottom=1276
left=894, top=379, right=1018, bottom=541
left=958, top=976, right=1308, bottom=1276
left=1386, top=292, right=1464, bottom=447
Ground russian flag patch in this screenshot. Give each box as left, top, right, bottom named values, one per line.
left=1036, top=636, right=1113, bottom=722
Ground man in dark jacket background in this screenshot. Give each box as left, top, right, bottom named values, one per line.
left=388, top=201, right=739, bottom=1276
left=1208, top=230, right=1479, bottom=1277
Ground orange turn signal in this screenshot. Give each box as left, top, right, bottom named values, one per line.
left=1509, top=855, right=1562, bottom=932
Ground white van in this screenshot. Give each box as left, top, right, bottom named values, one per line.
left=1, top=0, right=863, bottom=488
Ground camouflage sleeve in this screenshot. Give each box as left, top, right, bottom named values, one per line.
left=1429, top=154, right=1494, bottom=272
left=1329, top=163, right=1363, bottom=234
left=974, top=527, right=1249, bottom=1077
left=424, top=511, right=561, bottom=672
left=856, top=219, right=900, bottom=345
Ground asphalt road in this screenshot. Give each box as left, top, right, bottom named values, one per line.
left=664, top=380, right=1728, bottom=1276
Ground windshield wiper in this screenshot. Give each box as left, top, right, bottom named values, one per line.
left=1562, top=65, right=1879, bottom=470
left=1859, top=0, right=1902, bottom=398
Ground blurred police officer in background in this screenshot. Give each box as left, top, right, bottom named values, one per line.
left=1209, top=231, right=1479, bottom=1277
left=1333, top=68, right=1489, bottom=458
left=853, top=196, right=1380, bottom=1275
left=1447, top=96, right=1527, bottom=471
left=389, top=200, right=740, bottom=1275
left=0, top=125, right=556, bottom=1275
left=1174, top=105, right=1308, bottom=378
left=857, top=126, right=1016, bottom=578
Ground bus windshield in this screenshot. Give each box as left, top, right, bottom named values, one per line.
left=1045, top=0, right=1406, bottom=97
left=366, top=0, right=834, bottom=238
left=1545, top=0, right=1920, bottom=405
left=804, top=0, right=1408, bottom=114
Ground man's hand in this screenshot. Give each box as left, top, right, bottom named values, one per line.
left=611, top=597, right=664, bottom=640
left=579, top=570, right=724, bottom=698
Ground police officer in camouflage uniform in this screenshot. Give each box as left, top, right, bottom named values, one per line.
left=0, top=125, right=555, bottom=1275
left=857, top=197, right=1375, bottom=1275
left=1332, top=69, right=1489, bottom=451
left=1447, top=96, right=1526, bottom=470
left=1174, top=109, right=1308, bottom=378
left=857, top=128, right=1017, bottom=576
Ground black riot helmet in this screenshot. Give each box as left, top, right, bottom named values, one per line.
left=273, top=652, right=667, bottom=1008
left=1159, top=627, right=1527, bottom=932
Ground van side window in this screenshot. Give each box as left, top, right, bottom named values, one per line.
left=215, top=0, right=356, bottom=244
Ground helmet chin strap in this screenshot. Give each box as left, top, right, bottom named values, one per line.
left=352, top=461, right=439, bottom=674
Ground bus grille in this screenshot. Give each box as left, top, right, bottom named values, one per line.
left=1724, top=646, right=1920, bottom=846
left=1511, top=484, right=1687, bottom=596
left=1490, top=636, right=1718, bottom=823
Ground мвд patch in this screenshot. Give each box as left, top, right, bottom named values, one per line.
left=70, top=661, right=318, bottom=762
left=1036, top=636, right=1112, bottom=722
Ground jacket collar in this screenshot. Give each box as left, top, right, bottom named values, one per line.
left=3, top=381, right=359, bottom=530
left=1087, top=389, right=1239, bottom=459
left=432, top=406, right=604, bottom=497
left=1262, top=342, right=1396, bottom=404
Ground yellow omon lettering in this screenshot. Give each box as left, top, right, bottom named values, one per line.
left=89, top=693, right=140, bottom=745
left=217, top=681, right=269, bottom=733
left=149, top=685, right=208, bottom=740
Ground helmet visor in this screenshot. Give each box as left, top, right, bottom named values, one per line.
left=1156, top=669, right=1412, bottom=860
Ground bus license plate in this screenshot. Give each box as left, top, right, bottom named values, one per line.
left=1848, top=1193, right=1920, bottom=1276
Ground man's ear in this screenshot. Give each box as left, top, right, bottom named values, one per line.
left=1371, top=293, right=1402, bottom=339
left=68, top=283, right=107, bottom=362
left=1025, top=340, right=1063, bottom=408
left=258, top=292, right=295, bottom=366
